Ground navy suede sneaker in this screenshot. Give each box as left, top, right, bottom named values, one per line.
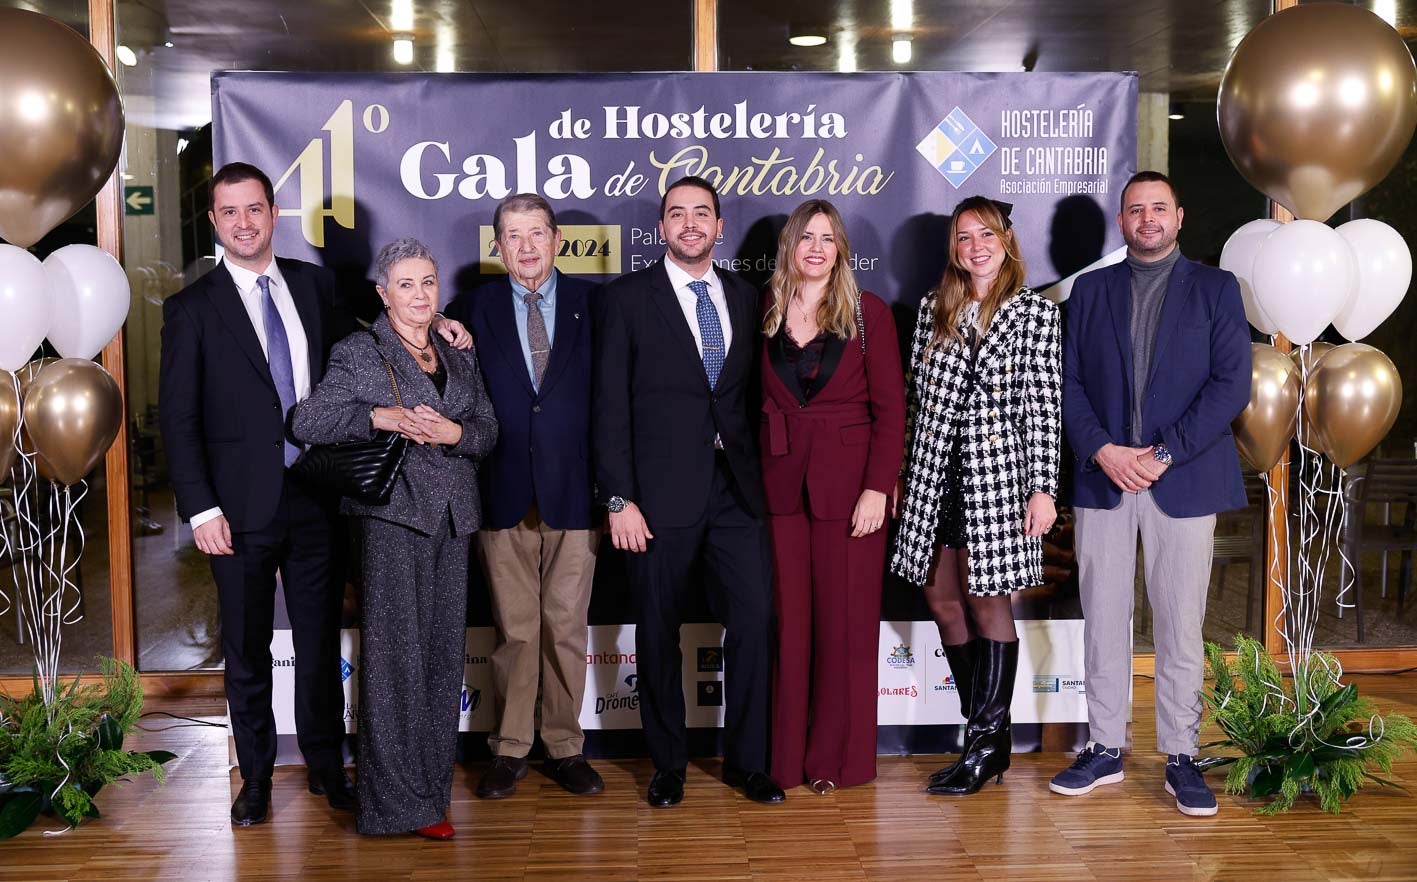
left=1048, top=744, right=1124, bottom=796
left=1165, top=754, right=1218, bottom=816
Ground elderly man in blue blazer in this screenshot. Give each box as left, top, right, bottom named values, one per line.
left=448, top=193, right=604, bottom=799
left=1050, top=171, right=1251, bottom=817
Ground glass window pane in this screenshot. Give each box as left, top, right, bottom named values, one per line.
left=0, top=0, right=114, bottom=675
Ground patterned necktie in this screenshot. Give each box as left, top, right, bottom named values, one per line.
left=257, top=275, right=301, bottom=467
left=689, top=279, right=724, bottom=390
left=524, top=289, right=550, bottom=390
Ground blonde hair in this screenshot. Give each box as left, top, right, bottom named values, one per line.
left=762, top=200, right=860, bottom=339
left=927, top=196, right=1026, bottom=353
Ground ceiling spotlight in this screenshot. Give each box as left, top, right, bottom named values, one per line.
left=115, top=45, right=138, bottom=67
left=789, top=34, right=827, bottom=47
left=393, top=36, right=415, bottom=65
left=892, top=36, right=912, bottom=65
left=788, top=23, right=828, bottom=47
left=164, top=41, right=174, bottom=48
left=1168, top=102, right=1185, bottom=120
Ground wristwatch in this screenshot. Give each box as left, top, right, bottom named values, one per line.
left=606, top=495, right=629, bottom=513
left=1153, top=443, right=1173, bottom=466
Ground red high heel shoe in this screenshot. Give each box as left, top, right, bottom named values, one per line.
left=414, top=820, right=455, bottom=840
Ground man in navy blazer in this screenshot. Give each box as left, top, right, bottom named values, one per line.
left=1050, top=171, right=1251, bottom=817
left=448, top=194, right=605, bottom=800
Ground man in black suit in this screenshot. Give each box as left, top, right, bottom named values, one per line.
left=157, top=162, right=469, bottom=826
left=593, top=176, right=784, bottom=807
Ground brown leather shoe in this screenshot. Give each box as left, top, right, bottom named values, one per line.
left=544, top=755, right=605, bottom=795
left=475, top=755, right=529, bottom=799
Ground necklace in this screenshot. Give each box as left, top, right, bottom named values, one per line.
left=792, top=294, right=819, bottom=329
left=392, top=325, right=434, bottom=364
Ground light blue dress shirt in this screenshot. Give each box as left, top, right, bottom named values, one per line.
left=510, top=269, right=558, bottom=387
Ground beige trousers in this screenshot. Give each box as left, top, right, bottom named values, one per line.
left=478, top=505, right=599, bottom=759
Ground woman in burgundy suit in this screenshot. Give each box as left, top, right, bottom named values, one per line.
left=760, top=200, right=906, bottom=793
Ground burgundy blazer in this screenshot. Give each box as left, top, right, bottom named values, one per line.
left=759, top=291, right=906, bottom=519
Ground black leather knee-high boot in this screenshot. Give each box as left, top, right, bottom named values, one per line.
left=927, top=638, right=1018, bottom=796
left=927, top=639, right=978, bottom=783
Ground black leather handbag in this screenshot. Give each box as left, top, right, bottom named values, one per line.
left=290, top=340, right=409, bottom=506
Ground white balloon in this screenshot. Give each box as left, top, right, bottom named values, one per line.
left=42, top=244, right=131, bottom=360
left=1252, top=220, right=1357, bottom=345
left=1220, top=219, right=1281, bottom=335
left=0, top=244, right=51, bottom=372
left=1333, top=219, right=1412, bottom=342
left=1037, top=245, right=1128, bottom=304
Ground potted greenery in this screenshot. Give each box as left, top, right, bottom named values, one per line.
left=1199, top=634, right=1417, bottom=814
left=0, top=657, right=175, bottom=837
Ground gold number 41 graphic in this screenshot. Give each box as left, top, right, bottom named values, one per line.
left=272, top=100, right=378, bottom=248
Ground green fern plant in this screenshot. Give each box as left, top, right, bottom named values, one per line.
left=1200, top=634, right=1417, bottom=814
left=0, top=657, right=175, bottom=837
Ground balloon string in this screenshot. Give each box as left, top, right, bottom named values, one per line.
left=58, top=480, right=87, bottom=625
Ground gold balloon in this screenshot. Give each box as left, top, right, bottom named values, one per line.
left=0, top=372, right=17, bottom=481
left=1233, top=344, right=1301, bottom=472
left=1218, top=4, right=1417, bottom=222
left=16, top=357, right=62, bottom=482
left=1289, top=341, right=1335, bottom=447
left=1303, top=343, right=1402, bottom=468
left=0, top=9, right=125, bottom=247
left=20, top=358, right=122, bottom=487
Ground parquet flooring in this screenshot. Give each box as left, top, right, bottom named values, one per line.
left=5, top=675, right=1417, bottom=881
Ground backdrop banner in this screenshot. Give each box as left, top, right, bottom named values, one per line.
left=212, top=70, right=1136, bottom=762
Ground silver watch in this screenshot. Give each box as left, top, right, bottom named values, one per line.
left=1153, top=443, right=1173, bottom=466
left=606, top=495, right=628, bottom=513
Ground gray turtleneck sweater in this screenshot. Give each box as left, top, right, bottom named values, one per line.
left=1128, top=247, right=1182, bottom=444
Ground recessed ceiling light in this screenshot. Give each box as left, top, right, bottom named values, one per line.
left=788, top=23, right=828, bottom=47
left=789, top=34, right=827, bottom=47
left=1168, top=102, right=1185, bottom=120
left=393, top=36, right=414, bottom=65
left=892, top=36, right=912, bottom=65
left=115, top=45, right=137, bottom=67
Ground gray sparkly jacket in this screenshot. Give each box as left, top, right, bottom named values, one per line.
left=291, top=312, right=498, bottom=536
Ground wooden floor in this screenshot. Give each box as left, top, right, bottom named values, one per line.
left=6, top=676, right=1417, bottom=881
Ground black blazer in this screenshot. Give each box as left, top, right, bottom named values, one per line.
left=593, top=258, right=765, bottom=529
left=449, top=273, right=598, bottom=531
left=158, top=258, right=356, bottom=532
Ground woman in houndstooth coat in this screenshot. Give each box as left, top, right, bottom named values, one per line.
left=889, top=196, right=1061, bottom=796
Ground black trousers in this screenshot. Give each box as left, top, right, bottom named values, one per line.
left=626, top=456, right=774, bottom=774
left=209, top=475, right=345, bottom=781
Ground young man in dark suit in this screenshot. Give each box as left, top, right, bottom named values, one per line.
left=448, top=194, right=605, bottom=800
left=158, top=162, right=470, bottom=826
left=593, top=176, right=784, bottom=808
left=1051, top=171, right=1251, bottom=816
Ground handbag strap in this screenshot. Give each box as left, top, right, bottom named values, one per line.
left=368, top=327, right=404, bottom=407
left=854, top=296, right=866, bottom=355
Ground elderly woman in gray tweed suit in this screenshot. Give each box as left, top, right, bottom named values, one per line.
left=890, top=196, right=1061, bottom=797
left=292, top=238, right=497, bottom=839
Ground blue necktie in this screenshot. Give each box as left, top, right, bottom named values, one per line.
left=258, top=275, right=301, bottom=467
left=689, top=279, right=725, bottom=390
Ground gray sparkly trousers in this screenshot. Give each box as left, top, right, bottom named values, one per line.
left=354, top=512, right=469, bottom=835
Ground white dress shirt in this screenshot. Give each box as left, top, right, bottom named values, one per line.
left=662, top=255, right=733, bottom=358
left=190, top=259, right=313, bottom=530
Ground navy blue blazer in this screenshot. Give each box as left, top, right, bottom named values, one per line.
left=1062, top=255, right=1252, bottom=518
left=449, top=273, right=598, bottom=531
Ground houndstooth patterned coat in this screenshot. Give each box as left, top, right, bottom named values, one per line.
left=889, top=286, right=1061, bottom=595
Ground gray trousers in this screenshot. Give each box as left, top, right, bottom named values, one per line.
left=354, top=513, right=470, bottom=835
left=1075, top=490, right=1214, bottom=756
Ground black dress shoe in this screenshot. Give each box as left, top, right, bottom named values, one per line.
left=724, top=768, right=786, bottom=805
left=308, top=767, right=356, bottom=811
left=476, top=755, right=529, bottom=799
left=231, top=778, right=271, bottom=826
left=647, top=768, right=686, bottom=808
left=544, top=755, right=605, bottom=795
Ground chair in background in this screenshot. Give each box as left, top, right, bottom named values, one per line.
left=1212, top=472, right=1268, bottom=634
left=1340, top=459, right=1417, bottom=643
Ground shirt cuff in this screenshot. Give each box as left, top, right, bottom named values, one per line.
left=190, top=507, right=223, bottom=529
